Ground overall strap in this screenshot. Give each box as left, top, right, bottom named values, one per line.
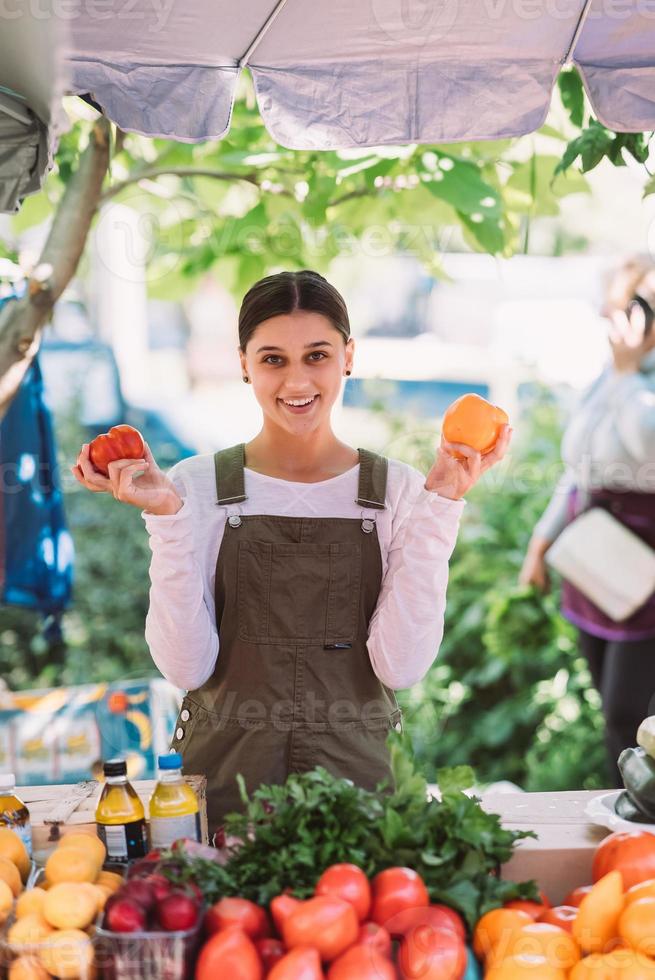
left=214, top=443, right=247, bottom=505
left=356, top=449, right=388, bottom=510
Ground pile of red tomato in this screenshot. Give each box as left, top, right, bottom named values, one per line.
left=195, top=864, right=467, bottom=979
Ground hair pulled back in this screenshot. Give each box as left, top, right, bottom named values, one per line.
left=238, top=270, right=350, bottom=350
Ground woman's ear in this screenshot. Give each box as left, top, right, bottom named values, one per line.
left=238, top=346, right=248, bottom=378
left=345, top=337, right=355, bottom=374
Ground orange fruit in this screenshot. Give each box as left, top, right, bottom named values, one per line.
left=45, top=846, right=96, bottom=885
left=95, top=870, right=123, bottom=892
left=442, top=393, right=509, bottom=459
left=473, top=908, right=533, bottom=961
left=573, top=870, right=624, bottom=954
left=489, top=921, right=581, bottom=971
left=43, top=882, right=98, bottom=930
left=0, top=828, right=31, bottom=883
left=618, top=896, right=655, bottom=957
left=37, top=928, right=94, bottom=979
left=485, top=952, right=567, bottom=980
left=0, top=855, right=23, bottom=896
left=58, top=833, right=106, bottom=872
left=8, top=955, right=50, bottom=980
left=624, top=879, right=655, bottom=907
left=15, top=888, right=47, bottom=919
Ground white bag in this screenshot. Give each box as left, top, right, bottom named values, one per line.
left=545, top=507, right=655, bottom=622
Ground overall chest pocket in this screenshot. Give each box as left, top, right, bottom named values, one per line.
left=237, top=540, right=362, bottom=646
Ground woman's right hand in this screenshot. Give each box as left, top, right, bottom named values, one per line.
left=519, top=535, right=552, bottom=593
left=70, top=440, right=184, bottom=516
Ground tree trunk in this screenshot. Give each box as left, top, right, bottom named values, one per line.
left=0, top=117, right=112, bottom=421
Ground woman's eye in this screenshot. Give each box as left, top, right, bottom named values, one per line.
left=263, top=355, right=282, bottom=365
left=309, top=351, right=327, bottom=361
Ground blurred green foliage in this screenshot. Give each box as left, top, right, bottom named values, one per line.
left=0, top=387, right=610, bottom=790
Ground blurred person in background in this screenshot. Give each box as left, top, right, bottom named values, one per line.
left=520, top=257, right=655, bottom=786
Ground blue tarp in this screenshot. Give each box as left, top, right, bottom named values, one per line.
left=0, top=290, right=73, bottom=638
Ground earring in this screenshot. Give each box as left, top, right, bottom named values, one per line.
left=345, top=370, right=351, bottom=376
left=243, top=376, right=249, bottom=383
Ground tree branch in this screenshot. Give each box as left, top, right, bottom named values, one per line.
left=99, top=166, right=293, bottom=203
left=0, top=117, right=112, bottom=421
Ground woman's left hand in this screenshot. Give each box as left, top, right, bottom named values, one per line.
left=424, top=423, right=513, bottom=500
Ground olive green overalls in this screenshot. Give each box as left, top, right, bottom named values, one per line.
left=173, top=443, right=403, bottom=832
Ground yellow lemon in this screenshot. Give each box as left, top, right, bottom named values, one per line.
left=15, top=888, right=47, bottom=919
left=0, top=877, right=13, bottom=925
left=58, top=834, right=106, bottom=873
left=0, top=828, right=31, bottom=883
left=38, top=928, right=95, bottom=979
left=95, top=870, right=123, bottom=892
left=8, top=955, right=50, bottom=980
left=45, top=847, right=96, bottom=885
left=8, top=913, right=54, bottom=948
left=0, top=855, right=23, bottom=897
left=43, top=882, right=98, bottom=930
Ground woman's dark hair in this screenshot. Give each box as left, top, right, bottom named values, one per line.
left=238, top=270, right=351, bottom=350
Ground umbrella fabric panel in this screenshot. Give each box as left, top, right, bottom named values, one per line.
left=572, top=0, right=655, bottom=131
left=0, top=98, right=51, bottom=215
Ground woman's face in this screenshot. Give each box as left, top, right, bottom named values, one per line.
left=239, top=311, right=354, bottom=435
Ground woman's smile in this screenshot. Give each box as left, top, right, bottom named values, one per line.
left=278, top=394, right=320, bottom=414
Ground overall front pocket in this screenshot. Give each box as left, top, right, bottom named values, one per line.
left=237, top=540, right=362, bottom=646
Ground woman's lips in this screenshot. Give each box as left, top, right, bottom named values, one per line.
left=278, top=395, right=319, bottom=414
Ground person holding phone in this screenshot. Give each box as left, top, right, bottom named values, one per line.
left=72, top=269, right=511, bottom=830
left=520, top=258, right=655, bottom=785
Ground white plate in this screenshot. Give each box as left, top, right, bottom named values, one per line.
left=585, top=790, right=655, bottom=833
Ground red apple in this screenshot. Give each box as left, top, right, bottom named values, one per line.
left=156, top=892, right=199, bottom=932
left=105, top=898, right=147, bottom=933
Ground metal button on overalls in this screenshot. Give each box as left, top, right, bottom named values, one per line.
left=175, top=443, right=403, bottom=831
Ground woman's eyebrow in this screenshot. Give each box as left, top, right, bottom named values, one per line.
left=255, top=341, right=334, bottom=353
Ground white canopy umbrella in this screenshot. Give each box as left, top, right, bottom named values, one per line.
left=63, top=0, right=655, bottom=147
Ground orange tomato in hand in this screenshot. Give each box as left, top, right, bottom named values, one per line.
left=592, top=831, right=655, bottom=890
left=88, top=424, right=145, bottom=477
left=315, top=864, right=371, bottom=922
left=442, top=394, right=509, bottom=459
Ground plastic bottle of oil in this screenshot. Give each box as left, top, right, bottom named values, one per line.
left=95, top=759, right=148, bottom=862
left=0, top=774, right=32, bottom=857
left=149, top=753, right=201, bottom=849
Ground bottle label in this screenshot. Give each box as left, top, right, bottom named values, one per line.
left=0, top=818, right=32, bottom=857
left=150, top=812, right=201, bottom=849
left=97, top=818, right=148, bottom=860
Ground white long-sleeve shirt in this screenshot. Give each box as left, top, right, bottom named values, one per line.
left=141, top=453, right=465, bottom=692
left=535, top=350, right=655, bottom=543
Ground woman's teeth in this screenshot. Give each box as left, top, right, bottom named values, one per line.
left=282, top=396, right=316, bottom=407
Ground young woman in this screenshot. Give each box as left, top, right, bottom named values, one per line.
left=73, top=270, right=511, bottom=831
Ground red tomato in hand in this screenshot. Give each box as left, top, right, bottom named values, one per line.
left=283, top=896, right=359, bottom=962
left=271, top=894, right=301, bottom=936
left=315, top=864, right=371, bottom=922
left=205, top=897, right=270, bottom=940
left=268, top=946, right=323, bottom=980
left=195, top=928, right=262, bottom=980
left=562, top=885, right=592, bottom=908
left=592, top=831, right=655, bottom=890
left=88, top=424, right=145, bottom=476
left=255, top=937, right=285, bottom=971
left=538, top=905, right=578, bottom=933
left=384, top=904, right=466, bottom=943
left=356, top=922, right=392, bottom=958
left=328, top=944, right=396, bottom=979
left=397, top=924, right=467, bottom=980
left=370, top=867, right=429, bottom=928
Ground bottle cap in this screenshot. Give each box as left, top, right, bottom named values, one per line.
left=0, top=774, right=16, bottom=791
left=103, top=759, right=127, bottom=777
left=158, top=752, right=183, bottom=770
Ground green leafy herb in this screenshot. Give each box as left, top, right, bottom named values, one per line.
left=164, top=748, right=538, bottom=932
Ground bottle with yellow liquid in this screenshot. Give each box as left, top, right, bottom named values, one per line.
left=149, top=753, right=201, bottom=849
left=95, top=759, right=148, bottom=862
left=0, top=773, right=32, bottom=858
